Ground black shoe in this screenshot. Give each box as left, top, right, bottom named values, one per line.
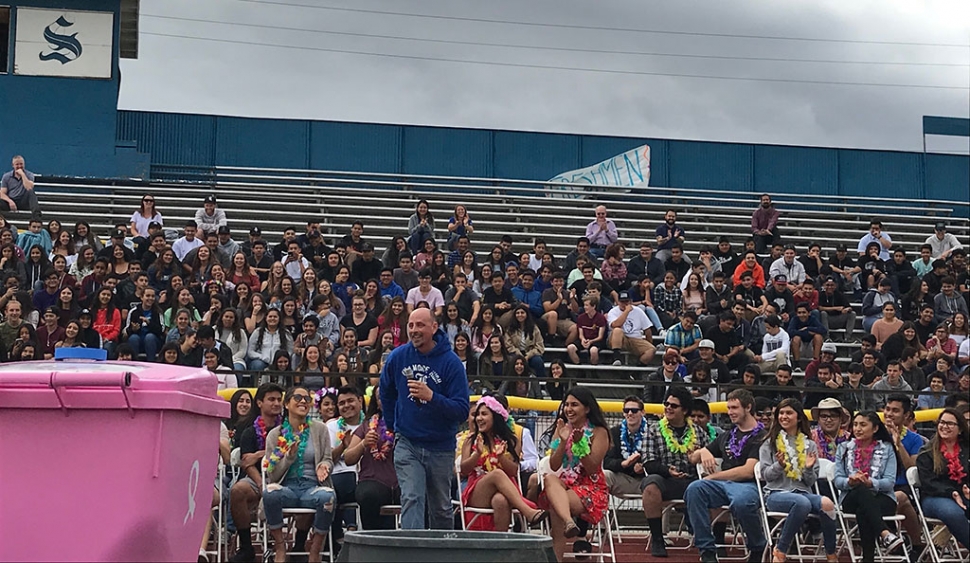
left=573, top=540, right=592, bottom=561
left=228, top=548, right=255, bottom=563
left=747, top=547, right=765, bottom=563
left=700, top=551, right=719, bottom=563
left=650, top=539, right=669, bottom=557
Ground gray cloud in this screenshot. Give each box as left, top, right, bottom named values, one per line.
left=119, top=0, right=970, bottom=152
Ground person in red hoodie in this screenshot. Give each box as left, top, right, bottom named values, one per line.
left=732, top=251, right=765, bottom=290
left=92, top=286, right=121, bottom=358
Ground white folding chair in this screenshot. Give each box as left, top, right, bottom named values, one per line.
left=607, top=492, right=646, bottom=543
left=753, top=460, right=826, bottom=562
left=695, top=459, right=749, bottom=560
left=260, top=465, right=333, bottom=563
left=822, top=459, right=909, bottom=563
left=537, top=456, right=615, bottom=562
left=906, top=466, right=970, bottom=563
left=454, top=454, right=525, bottom=531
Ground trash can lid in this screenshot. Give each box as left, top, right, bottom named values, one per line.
left=0, top=361, right=229, bottom=418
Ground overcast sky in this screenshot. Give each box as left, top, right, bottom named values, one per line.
left=119, top=0, right=970, bottom=154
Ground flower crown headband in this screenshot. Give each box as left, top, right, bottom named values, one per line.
left=477, top=395, right=510, bottom=422
left=314, top=387, right=339, bottom=408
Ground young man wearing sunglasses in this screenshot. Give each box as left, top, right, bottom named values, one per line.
left=641, top=386, right=710, bottom=557
left=603, top=395, right=648, bottom=505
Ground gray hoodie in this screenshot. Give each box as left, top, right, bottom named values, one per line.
left=758, top=432, right=820, bottom=493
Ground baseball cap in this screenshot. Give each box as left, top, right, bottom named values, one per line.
left=204, top=195, right=217, bottom=204
left=217, top=225, right=230, bottom=235
left=111, top=228, right=126, bottom=239
left=308, top=229, right=321, bottom=239
left=249, top=226, right=261, bottom=236
left=361, top=242, right=374, bottom=252
left=773, top=274, right=788, bottom=283
left=43, top=306, right=58, bottom=315
left=935, top=222, right=946, bottom=231
left=79, top=308, right=92, bottom=317
left=617, top=291, right=630, bottom=301
left=698, top=339, right=715, bottom=349
left=835, top=243, right=847, bottom=252
left=821, top=342, right=837, bottom=354
left=147, top=222, right=162, bottom=231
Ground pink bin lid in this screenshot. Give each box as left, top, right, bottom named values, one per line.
left=0, top=360, right=230, bottom=418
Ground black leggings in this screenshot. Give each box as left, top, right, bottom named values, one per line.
left=356, top=480, right=400, bottom=531
left=841, top=487, right=897, bottom=561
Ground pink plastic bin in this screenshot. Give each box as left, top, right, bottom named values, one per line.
left=0, top=359, right=230, bottom=562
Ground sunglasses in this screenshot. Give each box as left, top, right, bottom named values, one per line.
left=662, top=402, right=682, bottom=409
left=142, top=198, right=154, bottom=203
left=289, top=394, right=312, bottom=403
left=663, top=360, right=678, bottom=365
left=622, top=407, right=641, bottom=414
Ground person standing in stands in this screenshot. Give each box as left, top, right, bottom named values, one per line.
left=0, top=155, right=40, bottom=214
left=380, top=308, right=469, bottom=530
left=751, top=194, right=779, bottom=254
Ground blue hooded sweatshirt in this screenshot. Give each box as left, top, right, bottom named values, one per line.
left=380, top=328, right=470, bottom=452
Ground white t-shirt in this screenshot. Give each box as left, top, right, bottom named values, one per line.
left=405, top=286, right=445, bottom=310
left=606, top=305, right=652, bottom=338
left=130, top=211, right=163, bottom=237
left=327, top=417, right=362, bottom=475
left=959, top=338, right=970, bottom=368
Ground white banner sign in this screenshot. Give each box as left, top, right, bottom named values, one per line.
left=546, top=144, right=651, bottom=198
left=14, top=8, right=114, bottom=79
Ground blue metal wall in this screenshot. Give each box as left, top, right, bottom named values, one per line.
left=116, top=110, right=969, bottom=209
left=0, top=0, right=148, bottom=177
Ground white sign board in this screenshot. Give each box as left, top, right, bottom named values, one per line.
left=546, top=144, right=651, bottom=198
left=14, top=8, right=114, bottom=78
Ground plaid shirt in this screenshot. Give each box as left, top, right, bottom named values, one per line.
left=644, top=419, right=710, bottom=476
left=664, top=322, right=703, bottom=349
left=653, top=284, right=683, bottom=315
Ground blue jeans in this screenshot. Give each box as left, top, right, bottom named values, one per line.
left=527, top=355, right=546, bottom=378
left=263, top=476, right=336, bottom=535
left=766, top=490, right=836, bottom=554
left=393, top=435, right=455, bottom=530
left=639, top=305, right=664, bottom=333
left=248, top=358, right=269, bottom=371
left=922, top=496, right=970, bottom=549
left=685, top=479, right=766, bottom=555
left=127, top=332, right=161, bottom=362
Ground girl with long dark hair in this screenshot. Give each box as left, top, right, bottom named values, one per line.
left=833, top=411, right=903, bottom=561
left=504, top=304, right=545, bottom=378
left=539, top=386, right=610, bottom=561
left=459, top=395, right=546, bottom=531
left=343, top=383, right=400, bottom=530
left=915, top=408, right=970, bottom=550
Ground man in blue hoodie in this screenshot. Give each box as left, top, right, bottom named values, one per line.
left=380, top=308, right=470, bottom=530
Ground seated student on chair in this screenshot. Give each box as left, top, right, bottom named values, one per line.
left=882, top=394, right=927, bottom=558
left=343, top=382, right=399, bottom=531
left=685, top=388, right=768, bottom=563
left=262, top=385, right=337, bottom=563
left=458, top=395, right=547, bottom=532
left=327, top=386, right=365, bottom=544
left=602, top=395, right=647, bottom=515
left=916, top=408, right=970, bottom=551
left=537, top=387, right=610, bottom=562
left=758, top=398, right=838, bottom=563
left=641, top=386, right=711, bottom=558
left=833, top=411, right=904, bottom=563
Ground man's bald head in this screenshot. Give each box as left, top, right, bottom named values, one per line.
left=407, top=308, right=438, bottom=353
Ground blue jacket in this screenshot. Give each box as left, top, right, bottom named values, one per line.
left=833, top=440, right=897, bottom=504
left=787, top=314, right=827, bottom=340
left=380, top=329, right=470, bottom=451
left=379, top=281, right=405, bottom=300
left=17, top=231, right=52, bottom=255
left=511, top=286, right=544, bottom=319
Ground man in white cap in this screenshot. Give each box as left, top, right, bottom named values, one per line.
left=805, top=342, right=841, bottom=382
left=194, top=194, right=228, bottom=236
left=687, top=339, right=730, bottom=385
left=607, top=291, right=656, bottom=366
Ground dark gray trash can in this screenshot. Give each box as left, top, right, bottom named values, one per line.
left=335, top=530, right=557, bottom=562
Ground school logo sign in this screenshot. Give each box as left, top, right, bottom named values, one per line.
left=39, top=16, right=83, bottom=64
left=14, top=8, right=113, bottom=78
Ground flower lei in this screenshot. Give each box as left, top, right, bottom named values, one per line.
left=707, top=423, right=718, bottom=443
left=474, top=436, right=506, bottom=474
left=368, top=415, right=394, bottom=461
left=853, top=440, right=877, bottom=474
left=264, top=418, right=309, bottom=477
left=620, top=420, right=647, bottom=459
left=776, top=432, right=808, bottom=481
left=812, top=427, right=850, bottom=462
left=658, top=418, right=697, bottom=455
left=336, top=412, right=365, bottom=442
left=728, top=422, right=764, bottom=459
left=254, top=415, right=282, bottom=450
left=549, top=422, right=594, bottom=486
left=942, top=443, right=967, bottom=484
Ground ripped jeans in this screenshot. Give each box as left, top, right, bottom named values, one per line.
left=263, top=476, right=336, bottom=535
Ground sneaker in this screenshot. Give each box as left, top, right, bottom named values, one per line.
left=612, top=359, right=622, bottom=366
left=700, top=551, right=719, bottom=563
left=650, top=539, right=669, bottom=558
left=880, top=532, right=903, bottom=553
left=198, top=549, right=209, bottom=563
left=659, top=329, right=668, bottom=339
